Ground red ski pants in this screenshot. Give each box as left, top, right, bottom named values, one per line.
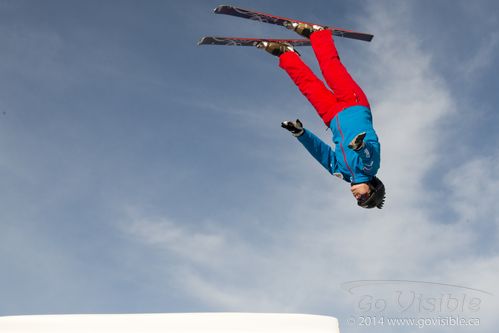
left=279, top=29, right=370, bottom=126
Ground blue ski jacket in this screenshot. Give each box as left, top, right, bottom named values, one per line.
left=297, top=106, right=380, bottom=184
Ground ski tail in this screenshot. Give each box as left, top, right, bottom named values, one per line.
left=331, top=30, right=373, bottom=42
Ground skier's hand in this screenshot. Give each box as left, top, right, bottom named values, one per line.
left=348, top=132, right=366, bottom=151
left=281, top=119, right=304, bottom=137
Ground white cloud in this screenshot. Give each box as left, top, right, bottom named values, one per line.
left=445, top=155, right=499, bottom=229
left=125, top=215, right=229, bottom=266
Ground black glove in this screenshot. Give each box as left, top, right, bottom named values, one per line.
left=281, top=119, right=304, bottom=137
left=348, top=132, right=366, bottom=151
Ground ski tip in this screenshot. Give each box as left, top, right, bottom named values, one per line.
left=197, top=37, right=208, bottom=46
left=213, top=5, right=231, bottom=13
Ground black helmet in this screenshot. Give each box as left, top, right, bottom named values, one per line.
left=357, top=176, right=386, bottom=209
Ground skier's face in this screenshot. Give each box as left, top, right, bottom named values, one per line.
left=351, top=183, right=370, bottom=201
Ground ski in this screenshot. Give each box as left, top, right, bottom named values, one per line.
left=214, top=5, right=374, bottom=42
left=198, top=36, right=311, bottom=47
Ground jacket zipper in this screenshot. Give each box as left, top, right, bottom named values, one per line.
left=336, top=116, right=355, bottom=183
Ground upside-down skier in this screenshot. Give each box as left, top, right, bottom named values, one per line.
left=257, top=23, right=385, bottom=209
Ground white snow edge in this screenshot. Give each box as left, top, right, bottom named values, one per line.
left=0, top=312, right=340, bottom=333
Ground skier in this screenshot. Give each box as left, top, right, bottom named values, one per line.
left=257, top=24, right=385, bottom=209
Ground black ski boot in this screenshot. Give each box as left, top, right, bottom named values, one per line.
left=348, top=132, right=366, bottom=151
left=256, top=41, right=298, bottom=57
left=285, top=22, right=327, bottom=38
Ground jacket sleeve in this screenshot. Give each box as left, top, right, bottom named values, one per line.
left=355, top=141, right=380, bottom=176
left=297, top=128, right=337, bottom=174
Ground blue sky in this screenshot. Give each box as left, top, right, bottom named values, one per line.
left=1, top=1, right=498, bottom=332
